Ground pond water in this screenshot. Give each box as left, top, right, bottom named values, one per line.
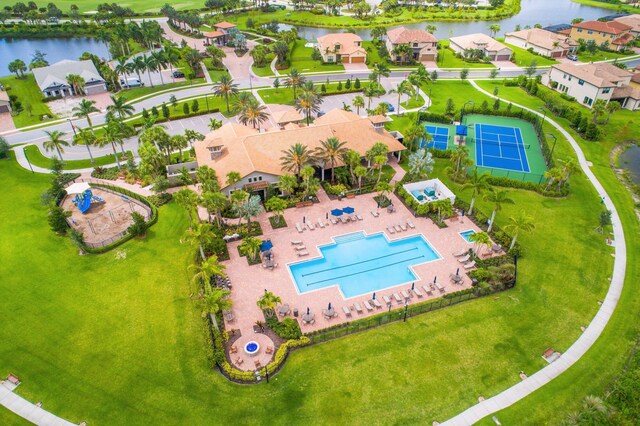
left=620, top=144, right=640, bottom=185
left=0, top=38, right=109, bottom=75
left=288, top=0, right=612, bottom=40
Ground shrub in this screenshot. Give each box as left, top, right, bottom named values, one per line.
left=324, top=183, right=348, bottom=196
left=267, top=316, right=302, bottom=340
left=147, top=193, right=173, bottom=207
left=48, top=204, right=70, bottom=234
left=127, top=211, right=147, bottom=237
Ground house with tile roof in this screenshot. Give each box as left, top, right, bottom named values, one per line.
left=569, top=20, right=634, bottom=51
left=193, top=109, right=406, bottom=196
left=204, top=21, right=237, bottom=46
left=613, top=14, right=640, bottom=37
left=542, top=62, right=640, bottom=110
left=504, top=28, right=578, bottom=58
left=32, top=60, right=106, bottom=97
left=385, top=27, right=438, bottom=62
left=316, top=33, right=366, bottom=64
left=449, top=33, right=513, bottom=61
left=0, top=90, right=10, bottom=113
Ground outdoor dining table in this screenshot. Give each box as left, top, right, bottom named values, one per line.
left=278, top=304, right=291, bottom=316
left=302, top=313, right=315, bottom=324
left=322, top=308, right=336, bottom=318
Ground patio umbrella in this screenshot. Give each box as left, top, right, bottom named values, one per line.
left=259, top=241, right=273, bottom=252
left=433, top=276, right=437, bottom=283
left=307, top=307, right=310, bottom=315
left=328, top=302, right=332, bottom=310
left=342, top=206, right=354, bottom=214
left=456, top=268, right=460, bottom=275
left=303, top=216, right=306, bottom=223
left=331, top=208, right=343, bottom=216
left=372, top=292, right=376, bottom=300
left=411, top=282, right=415, bottom=290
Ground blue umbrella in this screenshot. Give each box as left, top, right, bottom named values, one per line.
left=331, top=208, right=343, bottom=216
left=343, top=206, right=354, bottom=214
left=259, top=241, right=273, bottom=252
left=372, top=292, right=376, bottom=300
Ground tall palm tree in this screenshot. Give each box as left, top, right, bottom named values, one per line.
left=284, top=68, right=305, bottom=100
left=257, top=290, right=282, bottom=318
left=364, top=84, right=379, bottom=109
left=352, top=95, right=365, bottom=115
left=504, top=210, right=535, bottom=250
left=201, top=287, right=232, bottom=330
left=341, top=149, right=361, bottom=186
left=162, top=47, right=181, bottom=83
left=403, top=124, right=429, bottom=152
left=408, top=64, right=430, bottom=100
left=189, top=255, right=226, bottom=292
left=450, top=145, right=471, bottom=178
left=295, top=90, right=322, bottom=125
left=73, top=126, right=96, bottom=164
left=72, top=99, right=99, bottom=131
left=280, top=143, right=313, bottom=178
left=238, top=102, right=270, bottom=130
left=107, top=95, right=134, bottom=119
left=200, top=191, right=227, bottom=226
left=66, top=74, right=85, bottom=96
left=142, top=54, right=157, bottom=88
left=42, top=130, right=69, bottom=161
left=233, top=91, right=255, bottom=112
left=233, top=195, right=264, bottom=233
left=183, top=220, right=214, bottom=261
left=150, top=50, right=167, bottom=85
left=314, top=137, right=347, bottom=182
left=461, top=169, right=490, bottom=215
left=212, top=74, right=238, bottom=113
left=130, top=55, right=146, bottom=84
left=488, top=24, right=501, bottom=37
left=371, top=62, right=390, bottom=84
left=558, top=158, right=581, bottom=187
left=184, top=129, right=205, bottom=149
left=484, top=189, right=515, bottom=232
left=114, top=57, right=130, bottom=88
left=391, top=80, right=414, bottom=113
left=278, top=174, right=298, bottom=198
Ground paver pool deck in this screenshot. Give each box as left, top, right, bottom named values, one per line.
left=222, top=189, right=491, bottom=369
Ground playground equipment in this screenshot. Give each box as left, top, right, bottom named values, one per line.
left=66, top=183, right=105, bottom=214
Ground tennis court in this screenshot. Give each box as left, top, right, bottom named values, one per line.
left=421, top=123, right=452, bottom=150
left=474, top=123, right=530, bottom=173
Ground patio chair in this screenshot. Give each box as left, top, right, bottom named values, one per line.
left=330, top=217, right=338, bottom=225
left=453, top=248, right=469, bottom=257
left=401, top=290, right=410, bottom=300
left=317, top=218, right=325, bottom=228
left=230, top=345, right=237, bottom=354
left=383, top=295, right=392, bottom=305
left=266, top=346, right=274, bottom=354
left=387, top=225, right=396, bottom=234
left=407, top=220, right=415, bottom=229
left=254, top=360, right=261, bottom=368
left=457, top=254, right=471, bottom=263
left=297, top=250, right=309, bottom=257
left=342, top=306, right=352, bottom=316
left=372, top=299, right=382, bottom=308
left=399, top=223, right=407, bottom=231
left=363, top=300, right=374, bottom=311
left=423, top=285, right=433, bottom=296
left=413, top=288, right=424, bottom=298
left=307, top=222, right=315, bottom=231
left=353, top=302, right=363, bottom=313
left=356, top=213, right=363, bottom=221
left=296, top=223, right=304, bottom=233
left=294, top=245, right=307, bottom=251
left=463, top=260, right=477, bottom=269
left=370, top=210, right=380, bottom=217
left=235, top=357, right=243, bottom=365
left=290, top=240, right=303, bottom=245
left=393, top=293, right=403, bottom=303
left=394, top=224, right=402, bottom=232
left=435, top=282, right=445, bottom=293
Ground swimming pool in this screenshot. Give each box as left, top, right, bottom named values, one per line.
left=288, top=232, right=441, bottom=298
left=459, top=230, right=476, bottom=242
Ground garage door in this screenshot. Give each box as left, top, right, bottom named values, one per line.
left=0, top=104, right=9, bottom=113
left=551, top=51, right=562, bottom=58
left=351, top=56, right=365, bottom=63
left=420, top=54, right=436, bottom=61
left=496, top=54, right=510, bottom=61
left=341, top=56, right=349, bottom=63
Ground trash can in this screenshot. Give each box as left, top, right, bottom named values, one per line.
left=293, top=308, right=299, bottom=317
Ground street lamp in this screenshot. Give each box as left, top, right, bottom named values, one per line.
left=537, top=107, right=547, bottom=133
left=403, top=300, right=409, bottom=322
left=546, top=132, right=558, bottom=164
left=67, top=118, right=77, bottom=137
left=460, top=100, right=474, bottom=124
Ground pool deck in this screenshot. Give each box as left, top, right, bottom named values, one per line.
left=222, top=189, right=492, bottom=370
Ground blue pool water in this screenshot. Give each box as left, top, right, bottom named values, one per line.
left=288, top=232, right=441, bottom=298
left=459, top=230, right=476, bottom=242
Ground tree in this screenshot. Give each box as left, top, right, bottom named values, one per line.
left=300, top=165, right=320, bottom=199
left=604, top=101, right=621, bottom=124
left=504, top=210, right=535, bottom=250
left=403, top=124, right=429, bottom=152
left=596, top=209, right=612, bottom=234
left=175, top=188, right=200, bottom=225
left=107, top=95, right=134, bottom=119
left=278, top=174, right=298, bottom=198
left=407, top=149, right=434, bottom=179
left=139, top=126, right=171, bottom=164
left=284, top=68, right=305, bottom=99
left=208, top=118, right=222, bottom=131
left=8, top=59, right=27, bottom=78
left=315, top=137, right=348, bottom=182
left=280, top=143, right=313, bottom=178
left=257, top=290, right=281, bottom=318
left=226, top=171, right=242, bottom=189
left=183, top=102, right=190, bottom=115
left=488, top=24, right=501, bottom=37
left=127, top=212, right=148, bottom=237
left=238, top=101, right=270, bottom=130
left=265, top=197, right=287, bottom=225
left=295, top=88, right=323, bottom=125
left=239, top=236, right=262, bottom=262
left=484, top=190, right=515, bottom=232
left=72, top=99, right=99, bottom=131
left=426, top=24, right=437, bottom=34
left=48, top=204, right=71, bottom=234
left=461, top=170, right=490, bottom=215
left=201, top=287, right=232, bottom=330
left=391, top=80, right=414, bottom=113
left=489, top=68, right=499, bottom=79
left=189, top=255, right=226, bottom=292
left=200, top=191, right=227, bottom=226
left=370, top=27, right=386, bottom=41
left=211, top=74, right=238, bottom=113
left=460, top=68, right=469, bottom=80
left=0, top=136, right=9, bottom=159
left=469, top=231, right=492, bottom=255
left=66, top=73, right=85, bottom=96
left=273, top=40, right=290, bottom=64
left=352, top=95, right=365, bottom=115
left=591, top=99, right=607, bottom=124
left=73, top=126, right=97, bottom=164
left=524, top=60, right=538, bottom=78
left=371, top=62, right=390, bottom=84
left=445, top=98, right=456, bottom=118
left=450, top=145, right=472, bottom=178
left=233, top=194, right=264, bottom=233
left=408, top=65, right=430, bottom=100
left=43, top=130, right=69, bottom=161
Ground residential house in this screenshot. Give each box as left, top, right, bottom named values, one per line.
left=504, top=28, right=578, bottom=58
left=0, top=91, right=10, bottom=113
left=613, top=14, right=640, bottom=37
left=543, top=24, right=573, bottom=36
left=542, top=62, right=640, bottom=110
left=569, top=20, right=634, bottom=51
left=448, top=33, right=513, bottom=61
left=203, top=21, right=237, bottom=46
left=33, top=59, right=107, bottom=98
left=193, top=109, right=406, bottom=196
left=385, top=27, right=438, bottom=62
left=316, top=33, right=366, bottom=64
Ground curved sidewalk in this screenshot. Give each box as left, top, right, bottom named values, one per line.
left=1, top=383, right=77, bottom=426
left=442, top=81, right=627, bottom=425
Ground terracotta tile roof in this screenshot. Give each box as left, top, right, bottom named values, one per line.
left=273, top=109, right=303, bottom=124
left=214, top=21, right=236, bottom=29
left=632, top=73, right=640, bottom=84
left=552, top=62, right=632, bottom=88
left=572, top=20, right=631, bottom=34
left=368, top=115, right=391, bottom=124
left=449, top=33, right=511, bottom=53
left=0, top=91, right=8, bottom=102
left=387, top=27, right=437, bottom=44
left=317, top=33, right=365, bottom=56
left=204, top=30, right=224, bottom=38
left=505, top=28, right=578, bottom=51
left=612, top=32, right=635, bottom=45
left=195, top=109, right=406, bottom=190
left=612, top=84, right=640, bottom=100
left=614, top=14, right=640, bottom=33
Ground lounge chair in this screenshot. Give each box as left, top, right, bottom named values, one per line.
left=435, top=282, right=445, bottom=293
left=363, top=300, right=374, bottom=311
left=342, top=306, right=352, bottom=316
left=453, top=248, right=469, bottom=257
left=413, top=288, right=424, bottom=298
left=387, top=225, right=396, bottom=234
left=401, top=290, right=410, bottom=300
left=296, top=222, right=304, bottom=233
left=393, top=293, right=403, bottom=303
left=399, top=223, right=407, bottom=231
left=407, top=220, right=415, bottom=229
left=457, top=254, right=471, bottom=263
left=290, top=240, right=303, bottom=245
left=372, top=299, right=382, bottom=308
left=383, top=295, right=392, bottom=305
left=297, top=250, right=309, bottom=257
left=394, top=224, right=402, bottom=232
left=317, top=218, right=325, bottom=228
left=330, top=217, right=338, bottom=225
left=307, top=222, right=315, bottom=231
left=354, top=302, right=363, bottom=313
left=423, top=285, right=433, bottom=296
left=371, top=210, right=380, bottom=217
left=464, top=260, right=476, bottom=269
left=294, top=245, right=307, bottom=251
left=356, top=213, right=363, bottom=221
left=340, top=216, right=349, bottom=224
left=349, top=215, right=357, bottom=222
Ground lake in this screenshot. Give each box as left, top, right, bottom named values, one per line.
left=0, top=38, right=109, bottom=76
left=289, top=0, right=612, bottom=40
left=620, top=144, right=640, bottom=185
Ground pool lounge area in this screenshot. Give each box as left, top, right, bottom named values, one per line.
left=403, top=178, right=456, bottom=205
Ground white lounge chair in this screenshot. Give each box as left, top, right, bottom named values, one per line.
left=340, top=216, right=349, bottom=224
left=413, top=288, right=424, bottom=298
left=453, top=248, right=469, bottom=257
left=457, top=254, right=471, bottom=263
left=399, top=223, right=407, bottom=231
left=295, top=223, right=304, bottom=233
left=330, top=217, right=338, bottom=225
left=394, top=224, right=402, bottom=232
left=435, top=282, right=445, bottom=292
left=297, top=250, right=309, bottom=257
left=372, top=299, right=382, bottom=308
left=383, top=295, right=392, bottom=305
left=349, top=215, right=357, bottom=222
left=342, top=306, right=352, bottom=316
left=387, top=226, right=396, bottom=234
left=353, top=302, right=363, bottom=313
left=356, top=213, right=363, bottom=221
left=401, top=290, right=410, bottom=300
left=307, top=222, right=315, bottom=231
left=464, top=260, right=477, bottom=269
left=290, top=240, right=303, bottom=245
left=371, top=210, right=380, bottom=217
left=423, top=285, right=432, bottom=296
left=317, top=218, right=325, bottom=228
left=294, top=245, right=307, bottom=251
left=393, top=293, right=403, bottom=303
left=407, top=220, right=415, bottom=229
left=363, top=300, right=374, bottom=311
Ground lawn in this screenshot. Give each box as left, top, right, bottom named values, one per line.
left=0, top=0, right=201, bottom=13
left=23, top=145, right=133, bottom=170
left=423, top=80, right=497, bottom=114
left=120, top=78, right=207, bottom=103
left=278, top=40, right=345, bottom=75
left=0, top=74, right=56, bottom=128
left=576, top=49, right=634, bottom=63
left=569, top=0, right=640, bottom=13
left=258, top=81, right=368, bottom=105
left=400, top=94, right=425, bottom=110
left=436, top=41, right=496, bottom=69
left=499, top=40, right=559, bottom=67
left=252, top=65, right=275, bottom=77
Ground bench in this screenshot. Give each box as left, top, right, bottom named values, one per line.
left=7, top=374, right=20, bottom=385
left=346, top=193, right=356, bottom=199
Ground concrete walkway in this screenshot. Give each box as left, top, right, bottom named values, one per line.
left=0, top=382, right=77, bottom=425
left=441, top=81, right=628, bottom=425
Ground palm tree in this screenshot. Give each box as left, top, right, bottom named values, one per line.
left=278, top=174, right=298, bottom=197
left=450, top=145, right=471, bottom=178
left=364, top=84, right=379, bottom=109
left=391, top=80, right=414, bottom=113
left=73, top=127, right=96, bottom=164
left=72, top=99, right=99, bottom=131
left=184, top=129, right=205, bottom=149
left=604, top=101, right=621, bottom=124
left=162, top=47, right=181, bottom=83
left=355, top=165, right=368, bottom=189
left=408, top=64, right=430, bottom=100
left=280, top=143, right=313, bottom=178
left=212, top=74, right=238, bottom=113
left=488, top=24, right=501, bottom=37
left=558, top=158, right=581, bottom=187
left=233, top=91, right=255, bottom=112
left=226, top=171, right=242, bottom=189
left=66, top=74, right=85, bottom=96
left=371, top=62, right=390, bottom=84
left=403, top=124, right=429, bottom=152
left=238, top=102, right=270, bottom=130
left=484, top=190, right=515, bottom=232
left=239, top=236, right=262, bottom=262
left=461, top=170, right=490, bottom=215
left=504, top=210, right=535, bottom=251
left=315, top=137, right=347, bottom=182
left=42, top=130, right=69, bottom=161
left=391, top=44, right=412, bottom=65
left=141, top=54, right=157, bottom=88
left=352, top=95, right=365, bottom=115
left=208, top=118, right=223, bottom=131
left=130, top=55, right=147, bottom=84
left=114, top=57, right=130, bottom=88
left=284, top=68, right=305, bottom=100
left=373, top=155, right=388, bottom=185
left=257, top=290, right=282, bottom=318
left=175, top=188, right=201, bottom=226
left=407, top=148, right=434, bottom=179
left=591, top=98, right=607, bottom=123
left=544, top=166, right=563, bottom=191
left=107, top=95, right=134, bottom=119
left=233, top=195, right=264, bottom=233
left=469, top=231, right=492, bottom=255
left=150, top=50, right=167, bottom=85
left=183, top=222, right=215, bottom=262
left=189, top=255, right=226, bottom=292
left=201, top=287, right=232, bottom=330
left=295, top=90, right=322, bottom=125
left=200, top=191, right=227, bottom=226
left=341, top=149, right=361, bottom=186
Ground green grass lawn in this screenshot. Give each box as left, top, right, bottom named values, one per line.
left=252, top=65, right=275, bottom=77
left=120, top=78, right=206, bottom=103
left=258, top=82, right=367, bottom=105
left=569, top=0, right=640, bottom=13
left=499, top=40, right=559, bottom=67
left=23, top=145, right=132, bottom=170
left=0, top=0, right=201, bottom=13
left=208, top=69, right=229, bottom=83
left=576, top=49, right=634, bottom=63
left=423, top=80, right=497, bottom=114
left=400, top=94, right=425, bottom=110
left=278, top=40, right=345, bottom=75
left=0, top=74, right=56, bottom=128
left=436, top=41, right=496, bottom=69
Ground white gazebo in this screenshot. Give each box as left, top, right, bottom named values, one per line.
left=403, top=178, right=455, bottom=205
left=65, top=182, right=91, bottom=194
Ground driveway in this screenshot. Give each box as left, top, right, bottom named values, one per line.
left=47, top=93, right=114, bottom=118
left=342, top=62, right=369, bottom=72
left=491, top=60, right=520, bottom=70
left=0, top=112, right=15, bottom=133
left=222, top=44, right=258, bottom=82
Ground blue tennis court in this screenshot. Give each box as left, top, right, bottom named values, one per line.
left=422, top=125, right=449, bottom=150
left=475, top=124, right=530, bottom=172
